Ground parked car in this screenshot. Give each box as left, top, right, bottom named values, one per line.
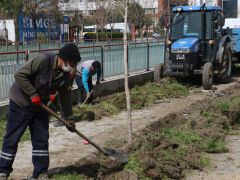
left=152, top=33, right=161, bottom=39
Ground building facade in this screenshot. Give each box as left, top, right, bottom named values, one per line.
left=188, top=0, right=221, bottom=6
left=188, top=0, right=239, bottom=18
left=223, top=0, right=239, bottom=18
left=60, top=0, right=161, bottom=19
left=60, top=0, right=168, bottom=28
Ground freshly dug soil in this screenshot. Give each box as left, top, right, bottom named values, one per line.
left=72, top=79, right=189, bottom=120
left=45, top=83, right=240, bottom=179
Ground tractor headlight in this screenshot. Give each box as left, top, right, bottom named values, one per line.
left=172, top=48, right=190, bottom=53
left=208, top=40, right=215, bottom=44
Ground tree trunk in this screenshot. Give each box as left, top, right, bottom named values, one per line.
left=14, top=18, right=19, bottom=43
left=96, top=25, right=99, bottom=45
left=32, top=16, right=37, bottom=41
left=48, top=17, right=51, bottom=46
left=124, top=5, right=132, bottom=145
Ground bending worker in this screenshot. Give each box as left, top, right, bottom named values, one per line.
left=75, top=60, right=101, bottom=104
left=0, top=43, right=81, bottom=180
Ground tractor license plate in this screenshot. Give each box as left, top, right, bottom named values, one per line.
left=171, top=64, right=184, bottom=69
left=176, top=54, right=185, bottom=60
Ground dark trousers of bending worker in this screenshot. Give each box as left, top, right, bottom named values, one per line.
left=0, top=100, right=49, bottom=178
left=75, top=75, right=93, bottom=104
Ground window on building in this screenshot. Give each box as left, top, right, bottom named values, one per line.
left=223, top=0, right=237, bottom=18
left=145, top=8, right=157, bottom=14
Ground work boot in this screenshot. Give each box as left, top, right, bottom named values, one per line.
left=0, top=173, right=8, bottom=180
left=53, top=120, right=64, bottom=127
left=36, top=173, right=50, bottom=180
left=24, top=173, right=50, bottom=180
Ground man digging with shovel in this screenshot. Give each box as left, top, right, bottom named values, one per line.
left=0, top=43, right=81, bottom=180
left=75, top=60, right=101, bottom=105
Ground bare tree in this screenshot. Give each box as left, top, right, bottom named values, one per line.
left=46, top=0, right=63, bottom=42
left=65, top=1, right=84, bottom=42
left=144, top=15, right=154, bottom=38
left=23, top=0, right=50, bottom=40
left=0, top=0, right=24, bottom=41
left=87, top=0, right=110, bottom=43
left=170, top=0, right=188, bottom=6
left=22, top=0, right=65, bottom=42
left=70, top=10, right=84, bottom=42
left=128, top=2, right=145, bottom=39
left=109, top=0, right=134, bottom=145
left=106, top=8, right=124, bottom=39
left=142, top=0, right=155, bottom=38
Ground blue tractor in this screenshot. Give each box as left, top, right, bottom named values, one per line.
left=164, top=4, right=232, bottom=89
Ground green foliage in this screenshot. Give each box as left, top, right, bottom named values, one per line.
left=107, top=9, right=124, bottom=23
left=157, top=79, right=189, bottom=98
left=0, top=0, right=24, bottom=18
left=201, top=111, right=216, bottom=124
left=84, top=32, right=131, bottom=41
left=215, top=95, right=240, bottom=123
left=52, top=172, right=84, bottom=180
left=203, top=138, right=227, bottom=153
left=162, top=128, right=227, bottom=153
left=162, top=128, right=203, bottom=145
left=216, top=101, right=230, bottom=115
left=73, top=101, right=119, bottom=120
left=198, top=157, right=210, bottom=167
left=229, top=96, right=240, bottom=123
left=175, top=146, right=187, bottom=155
left=0, top=118, right=31, bottom=149
left=161, top=150, right=176, bottom=161
left=73, top=79, right=189, bottom=119
left=20, top=128, right=31, bottom=143
left=128, top=2, right=145, bottom=29
left=124, top=153, right=148, bottom=179
left=0, top=118, right=6, bottom=148
left=230, top=96, right=240, bottom=104
left=98, top=102, right=119, bottom=117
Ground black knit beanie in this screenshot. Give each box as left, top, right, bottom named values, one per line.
left=58, top=43, right=81, bottom=64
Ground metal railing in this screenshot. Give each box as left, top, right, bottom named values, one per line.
left=0, top=40, right=165, bottom=101
left=0, top=38, right=156, bottom=52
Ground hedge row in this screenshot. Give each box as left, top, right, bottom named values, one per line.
left=84, top=32, right=131, bottom=41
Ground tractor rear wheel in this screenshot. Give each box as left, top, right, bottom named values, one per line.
left=202, top=62, right=213, bottom=90
left=215, top=43, right=232, bottom=83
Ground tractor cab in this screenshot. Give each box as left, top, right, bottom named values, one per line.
left=164, top=5, right=232, bottom=90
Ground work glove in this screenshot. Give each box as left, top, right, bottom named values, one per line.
left=96, top=80, right=100, bottom=86
left=66, top=120, right=76, bottom=133
left=49, top=94, right=56, bottom=103
left=31, top=95, right=42, bottom=106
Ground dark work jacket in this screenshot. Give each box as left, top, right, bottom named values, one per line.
left=9, top=52, right=73, bottom=117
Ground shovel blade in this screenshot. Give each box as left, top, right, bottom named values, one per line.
left=104, top=148, right=128, bottom=164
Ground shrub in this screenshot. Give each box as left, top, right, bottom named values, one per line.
left=84, top=32, right=131, bottom=41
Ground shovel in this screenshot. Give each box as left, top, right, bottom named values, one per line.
left=40, top=103, right=128, bottom=164
left=47, top=88, right=92, bottom=108
left=77, top=89, right=94, bottom=108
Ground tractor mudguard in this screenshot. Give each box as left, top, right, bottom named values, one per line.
left=214, top=35, right=232, bottom=64
left=217, top=46, right=224, bottom=64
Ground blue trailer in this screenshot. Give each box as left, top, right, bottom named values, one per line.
left=164, top=4, right=235, bottom=90
left=224, top=18, right=240, bottom=61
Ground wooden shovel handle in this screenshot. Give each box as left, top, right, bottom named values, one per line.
left=40, top=103, right=108, bottom=155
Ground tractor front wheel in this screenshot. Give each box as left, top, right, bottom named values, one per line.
left=202, top=62, right=213, bottom=90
